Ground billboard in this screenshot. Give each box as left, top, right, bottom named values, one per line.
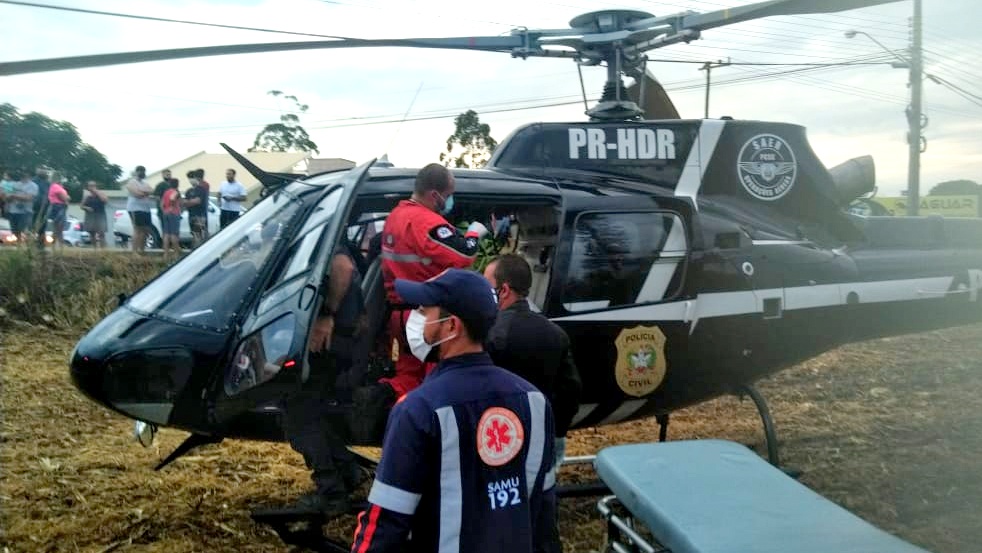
left=854, top=195, right=980, bottom=217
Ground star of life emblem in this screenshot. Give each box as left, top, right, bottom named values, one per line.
left=477, top=407, right=525, bottom=467
left=737, top=133, right=797, bottom=201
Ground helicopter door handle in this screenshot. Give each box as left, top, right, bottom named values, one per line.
left=299, top=284, right=318, bottom=311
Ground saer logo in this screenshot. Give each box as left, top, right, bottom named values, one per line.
left=737, top=133, right=797, bottom=201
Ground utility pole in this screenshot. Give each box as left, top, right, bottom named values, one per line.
left=700, top=59, right=731, bottom=119
left=906, top=0, right=923, bottom=215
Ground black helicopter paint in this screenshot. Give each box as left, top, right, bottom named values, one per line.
left=68, top=115, right=982, bottom=465
left=35, top=0, right=974, bottom=466
left=7, top=0, right=966, bottom=547
left=3, top=0, right=967, bottom=548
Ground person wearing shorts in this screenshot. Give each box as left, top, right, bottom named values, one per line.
left=81, top=181, right=108, bottom=249
left=160, top=178, right=182, bottom=259
left=7, top=172, right=38, bottom=245
left=125, top=165, right=154, bottom=253
left=183, top=170, right=210, bottom=248
left=47, top=177, right=69, bottom=249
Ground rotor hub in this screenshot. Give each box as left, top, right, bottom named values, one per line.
left=569, top=10, right=656, bottom=34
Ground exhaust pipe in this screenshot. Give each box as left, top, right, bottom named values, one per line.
left=829, top=155, right=876, bottom=206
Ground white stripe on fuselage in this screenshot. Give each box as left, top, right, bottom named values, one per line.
left=674, top=119, right=726, bottom=210
left=597, top=400, right=648, bottom=426
left=552, top=275, right=962, bottom=322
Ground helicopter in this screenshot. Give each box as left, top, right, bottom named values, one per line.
left=10, top=0, right=972, bottom=480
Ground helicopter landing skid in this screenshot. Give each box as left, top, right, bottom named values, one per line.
left=737, top=384, right=801, bottom=478
left=251, top=502, right=366, bottom=553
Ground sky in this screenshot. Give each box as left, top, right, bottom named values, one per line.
left=2, top=0, right=980, bottom=196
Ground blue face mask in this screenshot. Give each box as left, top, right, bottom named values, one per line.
left=436, top=191, right=454, bottom=215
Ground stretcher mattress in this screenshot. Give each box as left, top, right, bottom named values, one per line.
left=594, top=440, right=931, bottom=553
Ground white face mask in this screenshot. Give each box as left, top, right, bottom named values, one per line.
left=405, top=310, right=457, bottom=362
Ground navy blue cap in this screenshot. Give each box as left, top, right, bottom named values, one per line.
left=395, top=269, right=498, bottom=331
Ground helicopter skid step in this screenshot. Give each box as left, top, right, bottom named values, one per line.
left=251, top=501, right=367, bottom=553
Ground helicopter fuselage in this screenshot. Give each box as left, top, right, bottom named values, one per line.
left=70, top=119, right=982, bottom=445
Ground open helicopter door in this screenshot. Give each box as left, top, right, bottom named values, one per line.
left=212, top=160, right=375, bottom=431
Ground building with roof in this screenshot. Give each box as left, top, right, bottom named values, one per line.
left=145, top=150, right=312, bottom=205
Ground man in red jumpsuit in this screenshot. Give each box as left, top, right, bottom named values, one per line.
left=349, top=163, right=488, bottom=442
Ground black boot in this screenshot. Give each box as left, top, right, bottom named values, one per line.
left=291, top=491, right=351, bottom=517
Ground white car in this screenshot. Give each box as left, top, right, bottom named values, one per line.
left=113, top=200, right=225, bottom=249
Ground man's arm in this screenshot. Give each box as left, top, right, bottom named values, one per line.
left=553, top=331, right=583, bottom=437
left=183, top=190, right=202, bottom=207
left=420, top=221, right=488, bottom=269
left=309, top=253, right=355, bottom=353
left=351, top=400, right=430, bottom=552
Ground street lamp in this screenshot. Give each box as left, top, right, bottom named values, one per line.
left=844, top=30, right=910, bottom=68
left=844, top=1, right=923, bottom=216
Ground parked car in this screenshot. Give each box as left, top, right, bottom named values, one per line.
left=113, top=200, right=226, bottom=249
left=60, top=216, right=90, bottom=246
left=0, top=218, right=14, bottom=245
left=40, top=216, right=90, bottom=247
left=0, top=216, right=88, bottom=246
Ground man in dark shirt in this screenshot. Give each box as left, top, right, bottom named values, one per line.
left=32, top=169, right=50, bottom=250
left=183, top=170, right=210, bottom=247
left=153, top=169, right=173, bottom=227
left=484, top=254, right=582, bottom=468
left=283, top=245, right=367, bottom=515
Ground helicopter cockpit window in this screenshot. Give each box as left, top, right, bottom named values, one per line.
left=225, top=314, right=296, bottom=396
left=563, top=211, right=688, bottom=312
left=258, top=189, right=345, bottom=315
left=127, top=193, right=301, bottom=330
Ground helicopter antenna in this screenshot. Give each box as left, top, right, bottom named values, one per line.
left=576, top=63, right=589, bottom=112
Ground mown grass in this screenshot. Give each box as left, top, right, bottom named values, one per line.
left=0, top=250, right=169, bottom=330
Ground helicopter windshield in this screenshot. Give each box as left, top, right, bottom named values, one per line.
left=126, top=191, right=302, bottom=330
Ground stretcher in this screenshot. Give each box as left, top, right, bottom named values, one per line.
left=594, top=440, right=931, bottom=553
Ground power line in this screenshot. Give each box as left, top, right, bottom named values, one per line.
left=0, top=0, right=358, bottom=40
left=318, top=0, right=521, bottom=28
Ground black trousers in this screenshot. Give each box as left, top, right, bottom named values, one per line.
left=282, top=334, right=366, bottom=496
left=220, top=210, right=240, bottom=229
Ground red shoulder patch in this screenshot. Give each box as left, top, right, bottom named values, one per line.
left=477, top=407, right=525, bottom=466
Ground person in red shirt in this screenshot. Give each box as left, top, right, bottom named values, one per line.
left=349, top=163, right=488, bottom=442
left=160, top=178, right=183, bottom=259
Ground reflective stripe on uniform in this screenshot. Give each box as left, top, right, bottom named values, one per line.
left=524, top=391, right=546, bottom=497
left=381, top=250, right=433, bottom=265
left=368, top=480, right=422, bottom=516
left=437, top=406, right=462, bottom=553
left=543, top=465, right=556, bottom=491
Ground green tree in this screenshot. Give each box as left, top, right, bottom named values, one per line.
left=928, top=179, right=980, bottom=196
left=0, top=103, right=122, bottom=191
left=250, top=90, right=319, bottom=154
left=439, top=110, right=497, bottom=169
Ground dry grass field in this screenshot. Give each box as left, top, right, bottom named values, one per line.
left=2, top=322, right=981, bottom=552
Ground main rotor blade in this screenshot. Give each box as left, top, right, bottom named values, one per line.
left=0, top=36, right=524, bottom=76
left=680, top=0, right=904, bottom=32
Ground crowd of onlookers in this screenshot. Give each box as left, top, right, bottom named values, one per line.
left=0, top=165, right=248, bottom=255
left=124, top=165, right=247, bottom=258
left=0, top=168, right=108, bottom=249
